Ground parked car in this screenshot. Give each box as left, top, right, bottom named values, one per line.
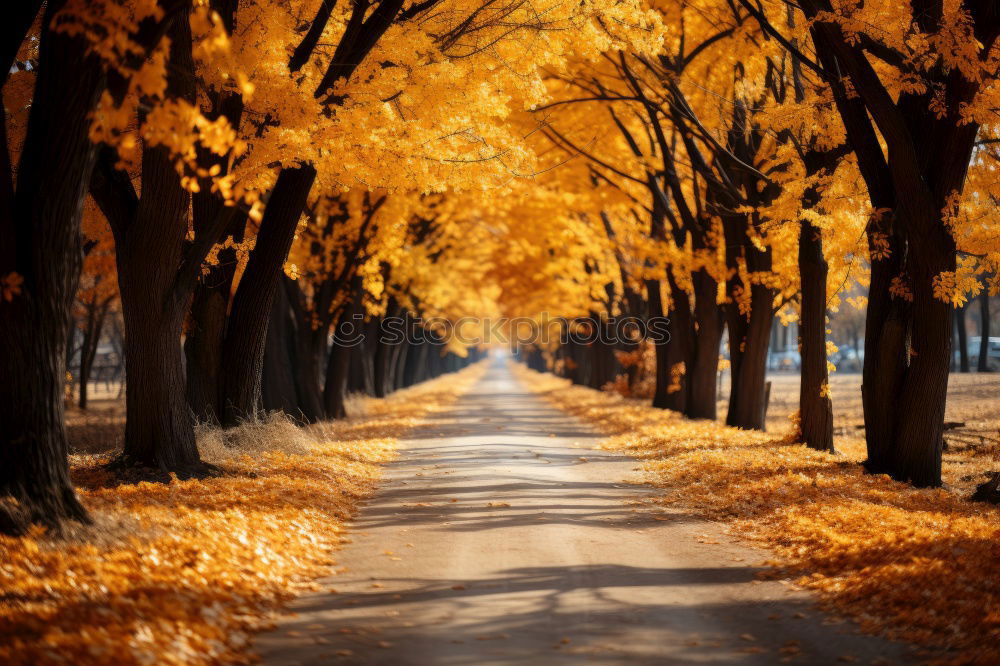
left=832, top=345, right=864, bottom=372
left=767, top=349, right=801, bottom=371
left=954, top=336, right=1000, bottom=370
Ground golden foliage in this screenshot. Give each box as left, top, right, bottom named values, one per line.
left=0, top=363, right=486, bottom=665
left=514, top=364, right=1000, bottom=663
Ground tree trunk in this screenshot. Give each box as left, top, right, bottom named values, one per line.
left=373, top=329, right=390, bottom=397
left=219, top=165, right=317, bottom=426
left=979, top=289, right=991, bottom=372
left=664, top=277, right=693, bottom=413
left=184, top=212, right=245, bottom=422
left=184, top=279, right=228, bottom=422
left=261, top=285, right=302, bottom=417
left=184, top=83, right=245, bottom=422
left=0, top=5, right=107, bottom=532
left=725, top=282, right=775, bottom=430
left=801, top=0, right=988, bottom=488
left=798, top=219, right=834, bottom=451
left=349, top=322, right=378, bottom=394
left=403, top=337, right=431, bottom=386
left=890, top=210, right=955, bottom=487
left=955, top=303, right=969, bottom=372
left=860, top=227, right=909, bottom=475
left=116, top=141, right=202, bottom=472
left=118, top=285, right=198, bottom=472
left=646, top=280, right=673, bottom=409
left=78, top=298, right=110, bottom=410
left=115, top=8, right=209, bottom=475
left=393, top=338, right=410, bottom=391
left=323, top=306, right=357, bottom=419
left=686, top=269, right=723, bottom=419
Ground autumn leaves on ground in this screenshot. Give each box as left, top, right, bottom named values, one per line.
left=0, top=366, right=485, bottom=664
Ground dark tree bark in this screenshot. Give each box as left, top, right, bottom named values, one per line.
left=393, top=338, right=411, bottom=391
left=721, top=206, right=778, bottom=431
left=219, top=166, right=317, bottom=426
left=323, top=307, right=356, bottom=419
left=105, top=8, right=214, bottom=475
left=686, top=269, right=723, bottom=419
left=349, top=320, right=379, bottom=395
left=0, top=1, right=105, bottom=533
left=724, top=281, right=776, bottom=430
left=403, top=336, right=431, bottom=386
left=184, top=276, right=229, bottom=422
left=205, top=0, right=403, bottom=425
left=289, top=0, right=337, bottom=73
left=663, top=277, right=693, bottom=413
left=955, top=303, right=969, bottom=372
left=798, top=219, right=834, bottom=451
left=322, top=276, right=369, bottom=417
left=646, top=280, right=673, bottom=408
left=261, top=285, right=302, bottom=416
left=796, top=0, right=1000, bottom=485
left=978, top=289, right=991, bottom=372
left=184, top=93, right=246, bottom=423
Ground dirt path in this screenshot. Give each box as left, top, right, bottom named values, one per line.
left=255, top=360, right=909, bottom=665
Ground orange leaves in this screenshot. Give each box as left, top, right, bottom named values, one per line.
left=0, top=363, right=486, bottom=665
left=1, top=272, right=24, bottom=302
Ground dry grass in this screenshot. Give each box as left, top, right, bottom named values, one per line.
left=515, top=363, right=1000, bottom=664
left=0, top=363, right=487, bottom=665
left=757, top=372, right=1000, bottom=497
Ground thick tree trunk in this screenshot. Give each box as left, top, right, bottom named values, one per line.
left=349, top=321, right=378, bottom=395
left=115, top=9, right=208, bottom=475
left=116, top=141, right=203, bottom=472
left=403, top=338, right=431, bottom=386
left=798, top=220, right=834, bottom=451
left=219, top=165, right=317, bottom=426
left=393, top=338, right=410, bottom=391
left=802, top=0, right=989, bottom=488
left=664, top=278, right=693, bottom=413
left=184, top=212, right=245, bottom=422
left=979, top=289, right=991, bottom=372
left=323, top=304, right=359, bottom=419
left=373, top=330, right=391, bottom=397
left=725, top=283, right=775, bottom=430
left=686, top=269, right=723, bottom=419
left=118, top=288, right=198, bottom=472
left=261, top=286, right=302, bottom=416
left=184, top=84, right=245, bottom=422
left=184, top=280, right=228, bottom=422
left=646, top=280, right=673, bottom=409
left=0, top=6, right=107, bottom=532
left=860, top=229, right=909, bottom=475
left=890, top=214, right=955, bottom=487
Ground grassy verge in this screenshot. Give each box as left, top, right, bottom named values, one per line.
left=513, top=363, right=1000, bottom=665
left=0, top=363, right=485, bottom=665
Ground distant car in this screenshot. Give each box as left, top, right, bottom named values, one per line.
left=954, top=336, right=1000, bottom=370
left=767, top=349, right=801, bottom=371
left=833, top=345, right=864, bottom=372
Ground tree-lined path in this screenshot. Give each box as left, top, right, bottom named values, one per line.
left=256, top=359, right=906, bottom=665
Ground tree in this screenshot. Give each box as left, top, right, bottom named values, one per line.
left=0, top=0, right=181, bottom=532
left=801, top=0, right=999, bottom=485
